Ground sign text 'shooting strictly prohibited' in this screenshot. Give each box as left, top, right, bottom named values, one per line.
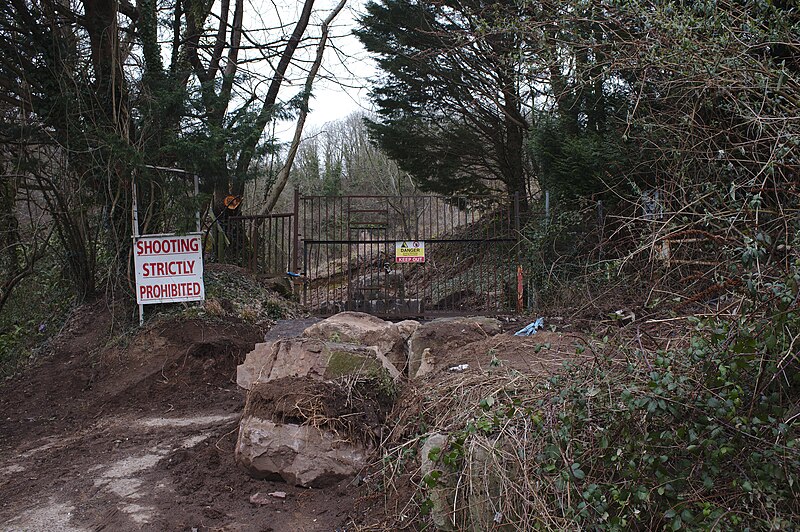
left=134, top=233, right=205, bottom=304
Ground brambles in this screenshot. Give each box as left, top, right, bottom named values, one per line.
left=375, top=309, right=800, bottom=529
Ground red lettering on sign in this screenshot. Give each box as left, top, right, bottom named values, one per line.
left=141, top=260, right=198, bottom=278
left=137, top=281, right=204, bottom=301
left=135, top=236, right=201, bottom=256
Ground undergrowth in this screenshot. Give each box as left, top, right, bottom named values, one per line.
left=0, top=254, right=73, bottom=378
left=373, top=280, right=799, bottom=530
left=1, top=263, right=299, bottom=378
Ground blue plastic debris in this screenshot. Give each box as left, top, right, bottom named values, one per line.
left=286, top=271, right=302, bottom=278
left=514, top=317, right=545, bottom=336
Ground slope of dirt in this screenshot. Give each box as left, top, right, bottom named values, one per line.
left=433, top=330, right=592, bottom=375
left=349, top=330, right=599, bottom=530
left=0, top=307, right=356, bottom=531
left=1, top=301, right=582, bottom=530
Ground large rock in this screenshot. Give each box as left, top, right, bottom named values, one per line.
left=468, top=438, right=512, bottom=531
left=238, top=337, right=400, bottom=390
left=303, top=312, right=409, bottom=374
left=408, top=317, right=502, bottom=378
left=237, top=318, right=325, bottom=390
left=396, top=319, right=421, bottom=340
left=421, top=433, right=454, bottom=531
left=236, top=341, right=276, bottom=390
left=414, top=348, right=436, bottom=379
left=236, top=418, right=370, bottom=487
left=235, top=377, right=384, bottom=487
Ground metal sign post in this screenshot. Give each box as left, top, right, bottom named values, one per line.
left=131, top=178, right=144, bottom=325
left=194, top=173, right=201, bottom=233
left=132, top=165, right=204, bottom=326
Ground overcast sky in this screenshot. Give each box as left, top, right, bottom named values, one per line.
left=274, top=0, right=376, bottom=141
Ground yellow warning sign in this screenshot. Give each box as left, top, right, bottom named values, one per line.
left=395, top=240, right=425, bottom=263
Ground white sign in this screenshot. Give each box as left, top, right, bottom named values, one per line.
left=395, top=240, right=425, bottom=263
left=134, top=233, right=205, bottom=305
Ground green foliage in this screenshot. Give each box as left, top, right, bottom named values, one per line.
left=367, top=1, right=800, bottom=527
left=0, top=255, right=73, bottom=377
left=439, top=289, right=799, bottom=528
left=1, top=0, right=320, bottom=308
left=520, top=203, right=608, bottom=307
left=379, top=248, right=800, bottom=528
left=263, top=300, right=285, bottom=321
left=364, top=117, right=500, bottom=196
left=355, top=0, right=530, bottom=199
left=530, top=115, right=636, bottom=203
left=533, top=316, right=798, bottom=529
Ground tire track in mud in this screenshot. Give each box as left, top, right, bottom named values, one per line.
left=1, top=413, right=239, bottom=530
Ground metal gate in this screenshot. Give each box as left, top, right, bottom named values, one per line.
left=298, top=193, right=520, bottom=318
left=217, top=213, right=294, bottom=274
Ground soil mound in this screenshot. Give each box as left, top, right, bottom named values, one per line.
left=0, top=311, right=364, bottom=530
left=437, top=330, right=591, bottom=375
left=49, top=297, right=128, bottom=359
left=1, top=313, right=263, bottom=447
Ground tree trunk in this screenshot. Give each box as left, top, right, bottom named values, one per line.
left=82, top=0, right=128, bottom=129
left=260, top=0, right=347, bottom=214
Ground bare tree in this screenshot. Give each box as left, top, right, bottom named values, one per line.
left=0, top=0, right=355, bottom=306
left=261, top=0, right=348, bottom=215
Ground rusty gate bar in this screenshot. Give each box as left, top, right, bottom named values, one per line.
left=298, top=194, right=521, bottom=318
left=223, top=213, right=294, bottom=275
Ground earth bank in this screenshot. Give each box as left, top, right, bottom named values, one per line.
left=4, top=297, right=573, bottom=530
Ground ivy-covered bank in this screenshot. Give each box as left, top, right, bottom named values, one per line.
left=374, top=300, right=800, bottom=530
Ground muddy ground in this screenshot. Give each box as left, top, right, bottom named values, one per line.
left=0, top=307, right=355, bottom=531
left=0, top=299, right=589, bottom=531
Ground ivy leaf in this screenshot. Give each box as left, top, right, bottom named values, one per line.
left=427, top=446, right=441, bottom=462
left=480, top=396, right=496, bottom=410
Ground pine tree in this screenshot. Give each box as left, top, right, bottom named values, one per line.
left=355, top=0, right=531, bottom=206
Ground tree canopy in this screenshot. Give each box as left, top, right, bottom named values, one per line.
left=0, top=0, right=346, bottom=305
left=357, top=0, right=799, bottom=211
left=355, top=0, right=646, bottom=206
left=355, top=0, right=531, bottom=202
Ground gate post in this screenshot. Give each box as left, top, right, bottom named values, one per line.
left=292, top=186, right=300, bottom=273
left=514, top=191, right=523, bottom=313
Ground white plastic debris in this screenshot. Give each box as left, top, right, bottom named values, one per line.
left=448, top=364, right=469, bottom=372
left=514, top=317, right=544, bottom=336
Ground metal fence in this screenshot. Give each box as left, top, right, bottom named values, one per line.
left=218, top=213, right=294, bottom=275
left=212, top=191, right=522, bottom=317
left=298, top=193, right=520, bottom=318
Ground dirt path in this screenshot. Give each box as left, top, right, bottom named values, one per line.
left=0, top=314, right=356, bottom=531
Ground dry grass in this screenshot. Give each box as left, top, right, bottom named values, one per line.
left=359, top=351, right=608, bottom=530
left=354, top=316, right=800, bottom=530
